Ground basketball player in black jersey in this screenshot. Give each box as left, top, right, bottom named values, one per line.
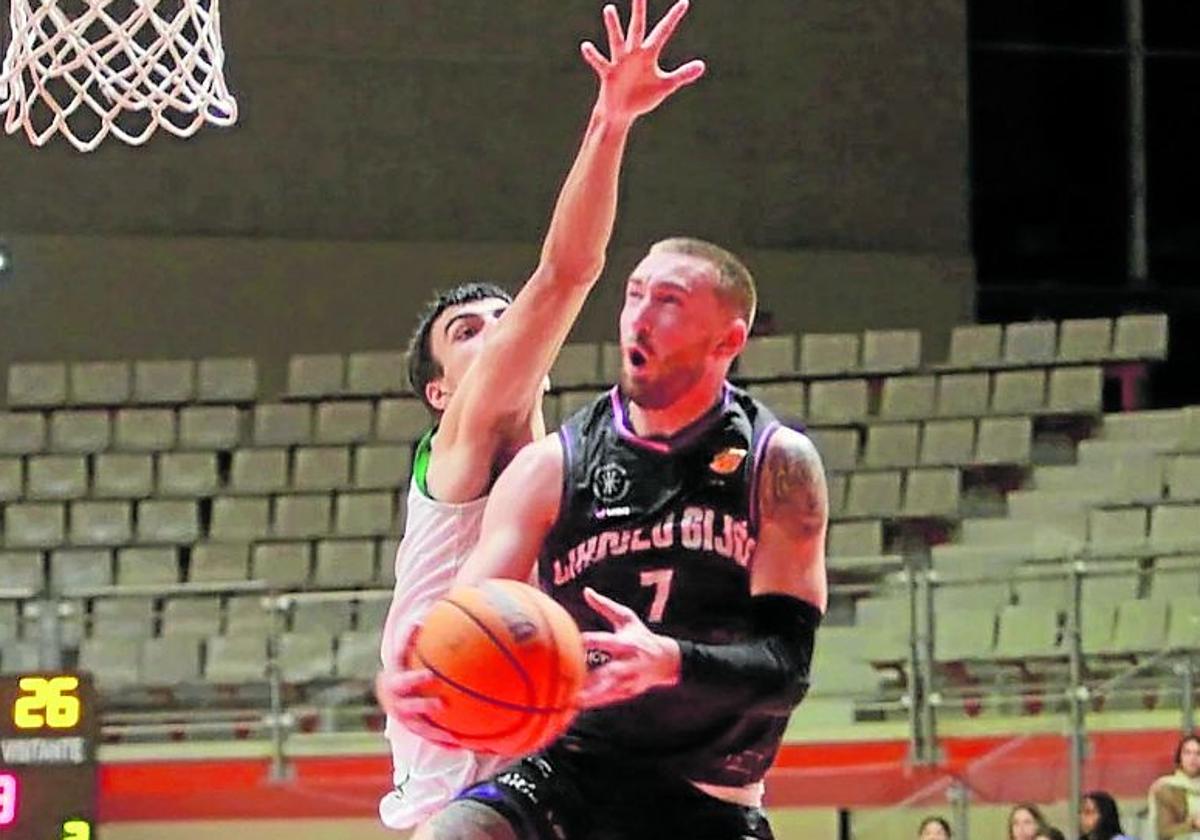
left=402, top=238, right=829, bottom=840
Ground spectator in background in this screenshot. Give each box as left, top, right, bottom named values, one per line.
left=1149, top=733, right=1200, bottom=839
left=1011, top=804, right=1050, bottom=840
left=1035, top=829, right=1067, bottom=840
left=1080, top=791, right=1133, bottom=840
left=919, top=816, right=952, bottom=839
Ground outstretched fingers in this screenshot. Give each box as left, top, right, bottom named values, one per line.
left=581, top=40, right=610, bottom=75
left=602, top=4, right=625, bottom=57
left=583, top=587, right=639, bottom=628
left=627, top=0, right=648, bottom=48
left=644, top=0, right=690, bottom=52
left=662, top=58, right=706, bottom=91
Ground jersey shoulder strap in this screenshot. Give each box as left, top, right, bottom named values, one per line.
left=411, top=428, right=435, bottom=499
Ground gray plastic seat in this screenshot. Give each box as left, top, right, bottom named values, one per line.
left=70, top=501, right=133, bottom=546
left=294, top=446, right=352, bottom=491
left=1058, top=318, right=1112, bottom=362
left=117, top=546, right=180, bottom=585
left=0, top=457, right=22, bottom=501
left=114, top=408, right=176, bottom=451
left=315, top=539, right=376, bottom=587
left=279, top=632, right=336, bottom=682
left=189, top=543, right=250, bottom=582
left=799, top=333, right=859, bottom=376
left=920, top=419, right=976, bottom=466
left=161, top=597, right=222, bottom=637
left=210, top=497, right=271, bottom=540
left=137, top=499, right=201, bottom=544
left=863, top=423, right=919, bottom=469
left=253, top=403, right=312, bottom=446
left=69, top=361, right=131, bottom=406
left=737, top=336, right=795, bottom=378
left=335, top=492, right=396, bottom=536
left=0, top=412, right=46, bottom=455
left=179, top=406, right=242, bottom=449
left=8, top=362, right=67, bottom=408
left=994, top=604, right=1061, bottom=659
left=157, top=452, right=219, bottom=497
left=947, top=324, right=1002, bottom=368
left=744, top=383, right=805, bottom=422
left=376, top=399, right=427, bottom=443
left=807, top=427, right=858, bottom=472
left=49, top=548, right=112, bottom=589
left=878, top=376, right=936, bottom=421
left=861, top=330, right=921, bottom=374
left=315, top=401, right=373, bottom=445
left=90, top=597, right=155, bottom=639
left=206, top=634, right=269, bottom=683
left=991, top=369, right=1046, bottom=414
left=292, top=601, right=354, bottom=634
left=6, top=503, right=67, bottom=548
left=197, top=358, right=257, bottom=403
left=936, top=373, right=990, bottom=417
left=934, top=608, right=997, bottom=663
left=336, top=630, right=383, bottom=679
left=140, top=636, right=202, bottom=685
left=808, top=380, right=869, bottom=423
left=1002, top=321, right=1057, bottom=366
left=273, top=494, right=333, bottom=539
left=226, top=594, right=274, bottom=634
left=27, top=455, right=88, bottom=500
left=94, top=454, right=154, bottom=499
left=230, top=448, right=290, bottom=494
left=252, top=542, right=312, bottom=587
left=550, top=344, right=601, bottom=388
left=346, top=351, right=408, bottom=396
left=132, top=360, right=195, bottom=405
left=844, top=472, right=902, bottom=518
left=353, top=445, right=411, bottom=489
left=49, top=410, right=110, bottom=453
left=287, top=354, right=345, bottom=398
left=0, top=551, right=44, bottom=591
left=79, top=638, right=139, bottom=690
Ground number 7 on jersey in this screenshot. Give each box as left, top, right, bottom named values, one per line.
left=639, top=569, right=675, bottom=623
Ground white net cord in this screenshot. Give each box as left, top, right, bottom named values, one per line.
left=0, top=0, right=238, bottom=152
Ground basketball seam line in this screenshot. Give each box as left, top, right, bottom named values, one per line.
left=442, top=595, right=536, bottom=703
left=415, top=654, right=573, bottom=715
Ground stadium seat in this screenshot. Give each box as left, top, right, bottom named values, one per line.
left=1081, top=568, right=1140, bottom=610
left=808, top=380, right=869, bottom=423
left=1088, top=507, right=1148, bottom=555
left=738, top=336, right=795, bottom=378
left=807, top=648, right=881, bottom=700
left=179, top=406, right=242, bottom=449
left=137, top=500, right=201, bottom=544
left=799, top=333, right=859, bottom=376
left=114, top=408, right=176, bottom=451
left=1168, top=456, right=1200, bottom=502
left=1048, top=367, right=1103, bottom=413
left=287, top=354, right=345, bottom=398
left=49, top=548, right=112, bottom=589
left=117, top=546, right=180, bottom=585
left=934, top=608, right=997, bottom=662
left=920, top=419, right=976, bottom=466
left=27, top=455, right=88, bottom=500
left=904, top=468, right=960, bottom=518
left=551, top=344, right=600, bottom=388
left=70, top=501, right=133, bottom=546
left=279, top=632, right=335, bottom=682
left=600, top=342, right=622, bottom=383
left=1006, top=492, right=1089, bottom=543
left=0, top=641, right=41, bottom=674
left=975, top=417, right=1032, bottom=465
left=863, top=423, right=920, bottom=469
left=226, top=595, right=273, bottom=634
left=826, top=520, right=883, bottom=558
left=273, top=495, right=333, bottom=539
left=1113, top=313, right=1169, bottom=360
left=0, top=604, right=18, bottom=642
left=346, top=351, right=407, bottom=396
left=745, top=383, right=805, bottom=422
left=1167, top=597, right=1200, bottom=649
left=91, top=597, right=155, bottom=639
left=79, top=638, right=139, bottom=689
left=188, top=543, right=250, bottom=583
left=336, top=630, right=383, bottom=679
left=69, top=361, right=131, bottom=406
left=947, top=324, right=1003, bottom=368
left=1148, top=557, right=1200, bottom=602
left=8, top=362, right=67, bottom=408
left=161, top=597, right=222, bottom=637
left=49, top=410, right=110, bottom=453
left=206, top=634, right=269, bottom=683
left=0, top=551, right=43, bottom=591
left=315, top=540, right=376, bottom=587
left=1150, top=504, right=1200, bottom=552
left=253, top=403, right=312, bottom=446
left=879, top=376, right=936, bottom=421
left=353, top=445, right=411, bottom=489
left=292, top=601, right=354, bottom=635
left=315, top=401, right=373, bottom=445
left=0, top=413, right=45, bottom=455
left=197, top=358, right=258, bottom=403
left=230, top=449, right=289, bottom=494
left=991, top=369, right=1046, bottom=414
left=854, top=597, right=911, bottom=662
left=157, top=453, right=219, bottom=497
left=335, top=492, right=396, bottom=537
left=210, top=497, right=271, bottom=541
left=1057, top=318, right=1112, bottom=362
left=132, top=360, right=195, bottom=404
left=1081, top=603, right=1119, bottom=656
left=826, top=475, right=847, bottom=519
left=1109, top=599, right=1169, bottom=654
left=807, top=427, right=858, bottom=472
left=845, top=472, right=902, bottom=518
left=936, top=373, right=990, bottom=417
left=252, top=542, right=312, bottom=587
left=376, top=539, right=400, bottom=585
left=294, top=446, right=352, bottom=491
left=560, top=390, right=606, bottom=419
left=6, top=503, right=67, bottom=548
left=94, top=454, right=155, bottom=499
left=0, top=458, right=22, bottom=500
left=994, top=604, right=1061, bottom=659
left=356, top=598, right=390, bottom=631
left=1102, top=408, right=1186, bottom=444
left=1002, top=321, right=1057, bottom=366
left=140, top=637, right=203, bottom=685
left=860, top=329, right=921, bottom=374
left=376, top=399, right=428, bottom=443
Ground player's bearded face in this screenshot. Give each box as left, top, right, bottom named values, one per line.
left=618, top=254, right=724, bottom=409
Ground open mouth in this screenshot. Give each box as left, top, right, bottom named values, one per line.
left=628, top=348, right=648, bottom=369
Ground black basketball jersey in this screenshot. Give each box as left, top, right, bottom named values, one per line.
left=540, top=383, right=793, bottom=788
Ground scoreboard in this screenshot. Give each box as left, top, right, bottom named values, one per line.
left=0, top=674, right=99, bottom=840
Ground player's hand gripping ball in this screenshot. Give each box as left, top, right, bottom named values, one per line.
left=404, top=580, right=586, bottom=757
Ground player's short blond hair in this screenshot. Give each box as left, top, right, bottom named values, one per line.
left=649, top=237, right=756, bottom=330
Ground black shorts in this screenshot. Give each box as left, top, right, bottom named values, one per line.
left=456, top=741, right=774, bottom=840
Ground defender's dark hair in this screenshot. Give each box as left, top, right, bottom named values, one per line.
left=406, top=281, right=513, bottom=413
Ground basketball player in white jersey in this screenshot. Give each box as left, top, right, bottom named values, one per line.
left=375, top=0, right=706, bottom=829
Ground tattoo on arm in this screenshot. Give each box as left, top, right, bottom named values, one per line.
left=760, top=432, right=829, bottom=538
left=422, top=800, right=519, bottom=840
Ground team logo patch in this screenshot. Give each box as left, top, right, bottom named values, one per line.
left=709, top=447, right=747, bottom=475
left=591, top=462, right=630, bottom=504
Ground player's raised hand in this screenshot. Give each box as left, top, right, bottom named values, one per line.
left=577, top=587, right=681, bottom=708
left=580, top=0, right=706, bottom=123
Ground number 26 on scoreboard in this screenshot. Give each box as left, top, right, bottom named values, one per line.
left=13, top=676, right=82, bottom=730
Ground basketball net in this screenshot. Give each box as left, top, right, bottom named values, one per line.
left=0, top=0, right=237, bottom=152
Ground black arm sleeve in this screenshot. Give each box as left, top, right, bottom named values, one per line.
left=675, top=594, right=822, bottom=717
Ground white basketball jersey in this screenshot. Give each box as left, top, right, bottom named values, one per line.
left=378, top=472, right=505, bottom=829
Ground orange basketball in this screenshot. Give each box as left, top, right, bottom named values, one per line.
left=405, top=579, right=586, bottom=757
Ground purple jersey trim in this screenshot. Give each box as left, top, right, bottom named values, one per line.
left=609, top=384, right=733, bottom=454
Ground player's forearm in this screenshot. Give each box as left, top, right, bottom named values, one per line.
left=536, top=107, right=633, bottom=286
left=672, top=594, right=823, bottom=717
